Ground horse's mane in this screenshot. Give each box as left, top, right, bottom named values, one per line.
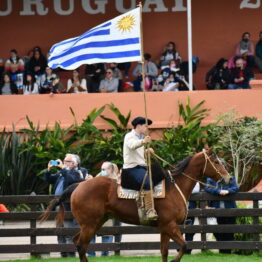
left=172, top=156, right=192, bottom=177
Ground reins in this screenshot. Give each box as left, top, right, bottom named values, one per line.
left=151, top=151, right=216, bottom=188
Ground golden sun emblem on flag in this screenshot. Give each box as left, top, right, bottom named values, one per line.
left=117, top=14, right=136, bottom=33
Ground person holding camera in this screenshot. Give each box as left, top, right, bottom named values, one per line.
left=45, top=153, right=90, bottom=257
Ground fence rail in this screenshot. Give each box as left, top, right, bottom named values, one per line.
left=0, top=192, right=261, bottom=255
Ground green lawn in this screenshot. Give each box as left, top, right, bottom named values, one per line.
left=2, top=253, right=262, bottom=262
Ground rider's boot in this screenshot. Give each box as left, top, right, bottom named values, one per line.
left=144, top=190, right=158, bottom=220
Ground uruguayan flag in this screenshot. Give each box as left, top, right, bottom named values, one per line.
left=48, top=8, right=141, bottom=70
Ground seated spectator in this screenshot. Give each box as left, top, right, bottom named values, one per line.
left=5, top=49, right=25, bottom=74
left=162, top=73, right=179, bottom=91
left=0, top=73, right=18, bottom=95
left=109, top=63, right=123, bottom=92
left=99, top=68, right=119, bottom=93
left=159, top=41, right=182, bottom=67
left=206, top=58, right=231, bottom=90
left=132, top=53, right=158, bottom=91
left=174, top=73, right=189, bottom=91
left=228, top=58, right=254, bottom=89
left=23, top=73, right=39, bottom=95
left=255, top=31, right=262, bottom=72
left=50, top=74, right=66, bottom=94
left=235, top=32, right=255, bottom=68
left=151, top=74, right=165, bottom=91
left=117, top=62, right=131, bottom=79
left=28, top=48, right=47, bottom=78
left=39, top=66, right=53, bottom=94
left=204, top=175, right=239, bottom=254
left=85, top=63, right=105, bottom=93
left=161, top=59, right=180, bottom=79
left=67, top=69, right=87, bottom=93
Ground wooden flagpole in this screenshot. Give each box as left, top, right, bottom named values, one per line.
left=138, top=2, right=155, bottom=211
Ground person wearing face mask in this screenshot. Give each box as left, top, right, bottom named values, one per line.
left=151, top=75, right=164, bottom=91
left=94, top=161, right=121, bottom=256
left=162, top=73, right=179, bottom=92
left=45, top=153, right=90, bottom=258
left=228, top=58, right=254, bottom=89
left=235, top=32, right=255, bottom=68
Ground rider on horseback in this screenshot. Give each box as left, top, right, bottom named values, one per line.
left=121, top=116, right=158, bottom=220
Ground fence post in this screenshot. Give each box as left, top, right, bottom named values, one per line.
left=252, top=199, right=259, bottom=253
left=199, top=194, right=207, bottom=252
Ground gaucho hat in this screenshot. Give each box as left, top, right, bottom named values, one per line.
left=131, top=117, right=152, bottom=128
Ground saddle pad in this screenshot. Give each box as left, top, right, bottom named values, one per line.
left=117, top=180, right=165, bottom=199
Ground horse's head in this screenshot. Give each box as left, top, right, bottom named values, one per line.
left=202, top=147, right=232, bottom=185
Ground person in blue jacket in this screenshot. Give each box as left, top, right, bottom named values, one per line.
left=204, top=175, right=239, bottom=254
left=45, top=153, right=89, bottom=257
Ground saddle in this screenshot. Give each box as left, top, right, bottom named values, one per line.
left=117, top=180, right=166, bottom=199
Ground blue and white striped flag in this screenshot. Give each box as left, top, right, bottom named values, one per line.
left=48, top=8, right=142, bottom=70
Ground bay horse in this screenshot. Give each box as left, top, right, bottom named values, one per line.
left=40, top=148, right=231, bottom=262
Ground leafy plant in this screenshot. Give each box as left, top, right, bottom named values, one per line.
left=153, top=99, right=216, bottom=164
left=209, top=111, right=262, bottom=186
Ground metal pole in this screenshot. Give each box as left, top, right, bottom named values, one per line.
left=187, top=0, right=193, bottom=91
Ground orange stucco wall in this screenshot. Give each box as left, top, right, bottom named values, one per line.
left=1, top=0, right=262, bottom=89
left=1, top=90, right=262, bottom=132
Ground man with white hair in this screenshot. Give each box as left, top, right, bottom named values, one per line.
left=45, top=153, right=90, bottom=257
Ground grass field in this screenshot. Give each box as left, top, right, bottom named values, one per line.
left=1, top=253, right=262, bottom=262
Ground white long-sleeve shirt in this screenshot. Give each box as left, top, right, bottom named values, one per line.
left=123, top=129, right=146, bottom=169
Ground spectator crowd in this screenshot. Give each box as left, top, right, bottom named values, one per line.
left=0, top=31, right=262, bottom=95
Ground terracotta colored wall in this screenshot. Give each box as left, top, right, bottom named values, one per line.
left=0, top=0, right=262, bottom=89
left=1, top=90, right=262, bottom=132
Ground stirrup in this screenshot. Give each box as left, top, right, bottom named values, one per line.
left=146, top=208, right=158, bottom=220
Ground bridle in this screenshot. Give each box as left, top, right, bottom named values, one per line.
left=202, top=149, right=229, bottom=181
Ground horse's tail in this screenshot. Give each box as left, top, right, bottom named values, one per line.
left=39, top=183, right=80, bottom=225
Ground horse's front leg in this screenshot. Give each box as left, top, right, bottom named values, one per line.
left=161, top=221, right=186, bottom=262
left=160, top=232, right=170, bottom=262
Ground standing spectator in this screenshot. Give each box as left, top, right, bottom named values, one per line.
left=185, top=182, right=200, bottom=254
left=5, top=49, right=25, bottom=74
left=255, top=31, right=262, bottom=72
left=0, top=58, right=4, bottom=76
left=228, top=58, right=254, bottom=89
left=117, top=62, right=131, bottom=79
left=28, top=48, right=47, bottom=78
left=132, top=53, right=158, bottom=91
left=96, top=161, right=121, bottom=256
left=204, top=175, right=239, bottom=254
left=39, top=66, right=53, bottom=94
left=85, top=63, right=105, bottom=93
left=99, top=68, right=119, bottom=93
left=235, top=32, right=255, bottom=68
left=45, top=154, right=89, bottom=257
left=206, top=58, right=231, bottom=90
left=0, top=73, right=18, bottom=95
left=159, top=41, right=182, bottom=67
left=67, top=69, right=87, bottom=93
left=5, top=49, right=24, bottom=90
left=23, top=73, right=39, bottom=95
left=50, top=74, right=66, bottom=94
